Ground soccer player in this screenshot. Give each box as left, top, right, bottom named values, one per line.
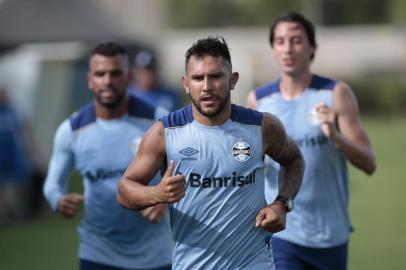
left=43, top=41, right=171, bottom=270
left=118, top=37, right=305, bottom=270
left=247, top=12, right=376, bottom=270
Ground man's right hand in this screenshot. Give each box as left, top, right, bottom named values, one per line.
left=58, top=193, right=84, bottom=218
left=156, top=160, right=185, bottom=203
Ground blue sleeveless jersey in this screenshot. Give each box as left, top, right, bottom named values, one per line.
left=43, top=96, right=171, bottom=268
left=255, top=74, right=350, bottom=248
left=160, top=105, right=275, bottom=270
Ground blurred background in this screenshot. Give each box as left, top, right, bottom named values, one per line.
left=0, top=0, right=405, bottom=269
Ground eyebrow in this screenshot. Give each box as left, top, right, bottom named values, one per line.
left=190, top=70, right=224, bottom=78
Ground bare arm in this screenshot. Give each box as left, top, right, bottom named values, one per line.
left=262, top=113, right=304, bottom=199
left=316, top=82, right=376, bottom=175
left=255, top=113, right=305, bottom=232
left=117, top=121, right=185, bottom=210
left=247, top=90, right=304, bottom=197
left=246, top=90, right=257, bottom=109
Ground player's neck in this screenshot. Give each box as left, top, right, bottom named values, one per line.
left=192, top=103, right=231, bottom=126
left=279, top=71, right=312, bottom=100
left=94, top=98, right=129, bottom=119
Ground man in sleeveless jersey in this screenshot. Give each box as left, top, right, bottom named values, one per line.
left=118, top=37, right=305, bottom=270
left=247, top=12, right=376, bottom=270
left=43, top=42, right=172, bottom=270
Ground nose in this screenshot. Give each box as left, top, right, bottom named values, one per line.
left=103, top=73, right=113, bottom=85
left=283, top=41, right=293, bottom=54
left=202, top=76, right=212, bottom=92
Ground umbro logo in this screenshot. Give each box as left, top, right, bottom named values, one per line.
left=179, top=147, right=199, bottom=156
left=179, top=147, right=199, bottom=161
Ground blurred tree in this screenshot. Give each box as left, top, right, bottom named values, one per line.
left=168, top=0, right=301, bottom=28
left=234, top=0, right=302, bottom=26
left=167, top=0, right=406, bottom=27
left=321, top=0, right=389, bottom=25
left=389, top=0, right=406, bottom=23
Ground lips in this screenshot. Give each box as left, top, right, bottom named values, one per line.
left=101, top=91, right=115, bottom=97
left=100, top=88, right=117, bottom=97
left=282, top=58, right=295, bottom=66
left=200, top=95, right=218, bottom=106
left=201, top=95, right=217, bottom=102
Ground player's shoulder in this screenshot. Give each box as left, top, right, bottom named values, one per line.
left=54, top=118, right=74, bottom=142
left=160, top=105, right=193, bottom=128
left=333, top=80, right=352, bottom=94
left=332, top=80, right=358, bottom=108
left=309, top=74, right=337, bottom=91
left=255, top=79, right=280, bottom=100
left=69, top=102, right=96, bottom=131
left=230, top=104, right=262, bottom=126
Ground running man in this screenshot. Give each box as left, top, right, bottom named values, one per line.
left=247, top=12, right=376, bottom=270
left=43, top=41, right=172, bottom=270
left=118, top=37, right=305, bottom=270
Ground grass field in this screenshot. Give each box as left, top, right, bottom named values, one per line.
left=348, top=116, right=406, bottom=269
left=0, top=116, right=405, bottom=270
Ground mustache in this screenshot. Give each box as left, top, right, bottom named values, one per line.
left=103, top=85, right=119, bottom=92
left=200, top=94, right=219, bottom=100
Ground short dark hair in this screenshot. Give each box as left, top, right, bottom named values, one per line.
left=90, top=41, right=129, bottom=69
left=185, top=37, right=232, bottom=71
left=91, top=41, right=127, bottom=57
left=269, top=12, right=317, bottom=60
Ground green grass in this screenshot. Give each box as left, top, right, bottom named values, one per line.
left=0, top=171, right=83, bottom=270
left=0, top=116, right=404, bottom=269
left=0, top=211, right=80, bottom=269
left=348, top=116, right=406, bottom=269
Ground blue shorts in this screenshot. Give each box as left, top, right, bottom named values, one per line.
left=271, top=237, right=348, bottom=270
left=79, top=259, right=171, bottom=270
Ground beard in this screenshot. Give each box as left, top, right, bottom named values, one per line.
left=95, top=87, right=126, bottom=109
left=189, top=91, right=230, bottom=118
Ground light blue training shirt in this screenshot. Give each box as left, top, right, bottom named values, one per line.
left=255, top=74, right=350, bottom=248
left=160, top=104, right=275, bottom=270
left=43, top=95, right=172, bottom=269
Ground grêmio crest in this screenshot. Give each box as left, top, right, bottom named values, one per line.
left=232, top=140, right=252, bottom=162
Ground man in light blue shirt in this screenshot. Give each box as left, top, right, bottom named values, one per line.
left=118, top=37, right=305, bottom=270
left=43, top=42, right=171, bottom=270
left=247, top=12, right=376, bottom=270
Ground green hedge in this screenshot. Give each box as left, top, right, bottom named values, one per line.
left=348, top=75, right=406, bottom=115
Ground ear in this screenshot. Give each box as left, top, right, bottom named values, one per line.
left=309, top=46, right=316, bottom=60
left=181, top=75, right=190, bottom=94
left=87, top=72, right=92, bottom=91
left=230, top=72, right=239, bottom=90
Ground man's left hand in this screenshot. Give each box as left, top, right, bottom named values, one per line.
left=141, top=204, right=167, bottom=223
left=255, top=202, right=287, bottom=233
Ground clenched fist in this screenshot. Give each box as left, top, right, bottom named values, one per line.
left=58, top=193, right=84, bottom=218
left=156, top=160, right=185, bottom=203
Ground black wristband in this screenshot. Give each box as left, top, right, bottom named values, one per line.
left=274, top=195, right=294, bottom=212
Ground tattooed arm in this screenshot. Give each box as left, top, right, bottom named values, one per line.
left=117, top=121, right=185, bottom=210
left=255, top=112, right=305, bottom=232
left=262, top=112, right=304, bottom=200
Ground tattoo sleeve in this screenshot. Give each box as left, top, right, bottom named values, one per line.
left=262, top=113, right=305, bottom=199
